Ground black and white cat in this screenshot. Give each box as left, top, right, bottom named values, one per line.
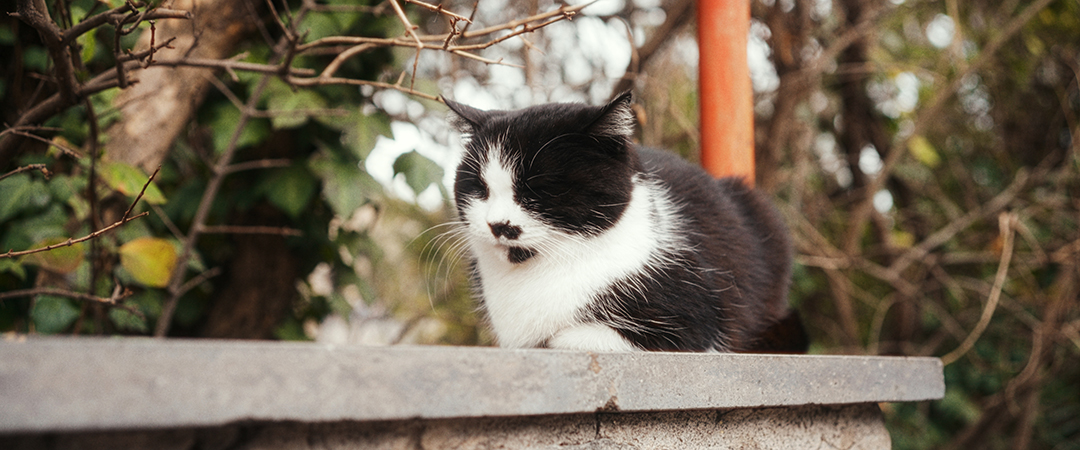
left=444, top=92, right=805, bottom=353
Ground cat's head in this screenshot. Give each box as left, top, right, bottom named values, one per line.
left=445, top=92, right=640, bottom=264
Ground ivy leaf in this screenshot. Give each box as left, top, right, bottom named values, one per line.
left=297, top=13, right=344, bottom=42
left=98, top=161, right=167, bottom=204
left=259, top=166, right=318, bottom=219
left=393, top=150, right=444, bottom=195
left=267, top=88, right=328, bottom=129
left=319, top=111, right=393, bottom=160
left=0, top=258, right=27, bottom=280
left=309, top=154, right=381, bottom=217
left=119, top=237, right=178, bottom=288
left=208, top=103, right=270, bottom=154
left=109, top=307, right=148, bottom=333
left=0, top=173, right=51, bottom=223
left=31, top=295, right=81, bottom=334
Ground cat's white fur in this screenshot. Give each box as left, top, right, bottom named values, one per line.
left=460, top=147, right=685, bottom=350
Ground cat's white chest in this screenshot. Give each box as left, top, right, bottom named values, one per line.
left=465, top=177, right=679, bottom=350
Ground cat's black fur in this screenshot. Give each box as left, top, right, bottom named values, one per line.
left=445, top=92, right=806, bottom=353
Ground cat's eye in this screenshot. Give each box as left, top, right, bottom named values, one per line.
left=457, top=176, right=488, bottom=199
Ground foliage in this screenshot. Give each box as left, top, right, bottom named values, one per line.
left=0, top=0, right=580, bottom=341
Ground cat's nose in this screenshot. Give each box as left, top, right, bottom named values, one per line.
left=489, top=221, right=522, bottom=240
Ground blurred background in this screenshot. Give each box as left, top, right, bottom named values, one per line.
left=1, top=0, right=1078, bottom=448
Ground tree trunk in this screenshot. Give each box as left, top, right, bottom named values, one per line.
left=104, top=0, right=256, bottom=172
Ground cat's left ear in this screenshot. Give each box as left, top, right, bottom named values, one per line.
left=586, top=91, right=636, bottom=139
left=442, top=96, right=486, bottom=133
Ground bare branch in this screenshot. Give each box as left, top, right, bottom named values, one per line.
left=0, top=164, right=50, bottom=182
left=1, top=164, right=158, bottom=259
left=0, top=212, right=150, bottom=260
left=222, top=158, right=293, bottom=174
left=0, top=287, right=134, bottom=306
left=198, top=225, right=304, bottom=237
left=121, top=165, right=161, bottom=222
left=402, top=0, right=473, bottom=23
left=148, top=57, right=316, bottom=77
left=941, top=213, right=1018, bottom=365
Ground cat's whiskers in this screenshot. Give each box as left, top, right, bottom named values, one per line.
left=415, top=221, right=475, bottom=312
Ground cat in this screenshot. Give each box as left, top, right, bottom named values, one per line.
left=443, top=92, right=806, bottom=353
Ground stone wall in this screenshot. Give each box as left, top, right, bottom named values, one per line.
left=0, top=338, right=943, bottom=449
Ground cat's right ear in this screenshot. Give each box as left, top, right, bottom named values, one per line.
left=442, top=97, right=486, bottom=133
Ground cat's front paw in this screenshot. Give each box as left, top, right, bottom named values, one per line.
left=548, top=324, right=638, bottom=352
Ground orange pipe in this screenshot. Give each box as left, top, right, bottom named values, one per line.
left=698, top=0, right=755, bottom=185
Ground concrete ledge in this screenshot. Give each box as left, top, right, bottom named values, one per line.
left=0, top=338, right=942, bottom=433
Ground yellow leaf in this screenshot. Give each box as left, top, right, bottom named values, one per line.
left=25, top=238, right=84, bottom=274
left=907, top=135, right=941, bottom=168
left=119, top=237, right=177, bottom=288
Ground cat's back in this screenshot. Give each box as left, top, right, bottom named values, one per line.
left=635, top=146, right=794, bottom=336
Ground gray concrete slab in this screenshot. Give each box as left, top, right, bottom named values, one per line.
left=0, top=337, right=943, bottom=433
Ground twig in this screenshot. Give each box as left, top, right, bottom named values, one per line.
left=0, top=164, right=51, bottom=182
left=388, top=0, right=425, bottom=50
left=387, top=0, right=425, bottom=90
left=4, top=129, right=83, bottom=158
left=121, top=165, right=161, bottom=221
left=941, top=213, right=1018, bottom=365
left=0, top=212, right=149, bottom=259
left=288, top=75, right=441, bottom=101
left=222, top=158, right=294, bottom=174
left=885, top=169, right=1030, bottom=278
left=1, top=163, right=158, bottom=259
left=402, top=0, right=472, bottom=23
left=198, top=225, right=304, bottom=237
left=0, top=287, right=134, bottom=305
left=147, top=57, right=316, bottom=77
left=174, top=267, right=222, bottom=299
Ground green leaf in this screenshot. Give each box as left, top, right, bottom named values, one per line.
left=309, top=154, right=381, bottom=216
left=98, top=161, right=167, bottom=204
left=260, top=166, right=317, bottom=219
left=23, top=46, right=49, bottom=72
left=345, top=113, right=392, bottom=160
left=0, top=258, right=26, bottom=280
left=31, top=295, right=81, bottom=334
left=297, top=13, right=344, bottom=42
left=1, top=204, right=69, bottom=253
left=108, top=307, right=148, bottom=333
left=0, top=24, right=15, bottom=45
left=118, top=237, right=178, bottom=288
left=393, top=150, right=444, bottom=195
left=267, top=88, right=328, bottom=129
left=317, top=111, right=393, bottom=160
left=0, top=173, right=51, bottom=223
left=209, top=103, right=271, bottom=154
left=126, top=290, right=164, bottom=320
left=274, top=318, right=309, bottom=341
left=77, top=29, right=96, bottom=63
left=49, top=174, right=91, bottom=221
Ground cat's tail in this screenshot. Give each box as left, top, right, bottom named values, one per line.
left=742, top=310, right=810, bottom=354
